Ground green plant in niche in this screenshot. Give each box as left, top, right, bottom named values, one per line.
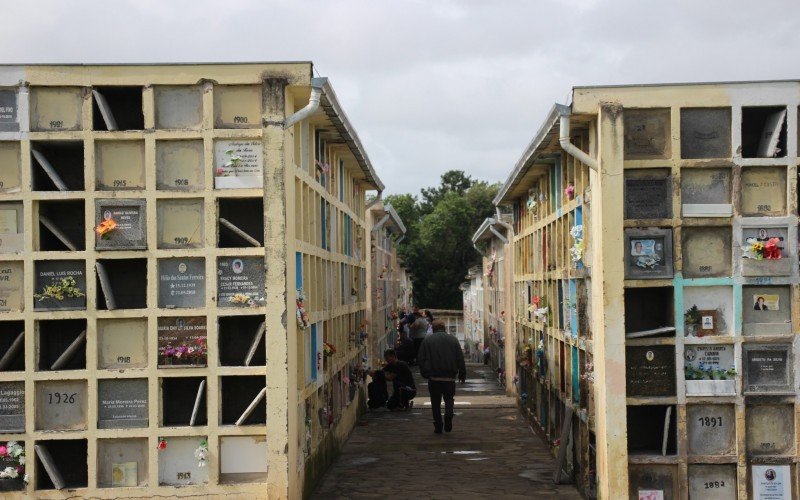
left=34, top=276, right=85, bottom=302
left=684, top=305, right=700, bottom=325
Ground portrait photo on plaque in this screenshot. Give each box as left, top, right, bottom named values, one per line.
left=753, top=294, right=779, bottom=311
left=624, top=229, right=673, bottom=279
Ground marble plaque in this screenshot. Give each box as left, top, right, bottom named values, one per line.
left=684, top=345, right=734, bottom=376
left=35, top=380, right=87, bottom=430
left=156, top=140, right=204, bottom=191
left=29, top=87, right=83, bottom=131
left=0, top=382, right=24, bottom=432
left=157, top=316, right=207, bottom=367
left=0, top=143, right=21, bottom=194
left=624, top=170, right=672, bottom=219
left=0, top=202, right=23, bottom=253
left=95, top=199, right=147, bottom=250
left=214, top=140, right=263, bottom=189
left=217, top=256, right=265, bottom=307
left=624, top=108, right=671, bottom=160
left=33, top=260, right=86, bottom=311
left=0, top=90, right=18, bottom=132
left=214, top=85, right=261, bottom=129
left=743, top=285, right=791, bottom=335
left=98, top=379, right=148, bottom=429
left=682, top=227, right=732, bottom=278
left=680, top=108, right=731, bottom=159
left=741, top=167, right=786, bottom=216
left=97, top=318, right=148, bottom=369
left=157, top=199, right=204, bottom=249
left=158, top=258, right=206, bottom=309
left=687, top=465, right=737, bottom=500
left=154, top=86, right=202, bottom=130
left=158, top=436, right=209, bottom=486
left=626, top=346, right=676, bottom=397
left=744, top=345, right=792, bottom=393
left=220, top=436, right=268, bottom=483
left=0, top=261, right=23, bottom=312
left=752, top=465, right=791, bottom=499
left=95, top=140, right=146, bottom=190
left=686, top=405, right=735, bottom=456
left=624, top=228, right=674, bottom=279
left=747, top=404, right=794, bottom=456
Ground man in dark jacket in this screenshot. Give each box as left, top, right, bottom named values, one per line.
left=417, top=319, right=466, bottom=433
left=383, top=349, right=416, bottom=410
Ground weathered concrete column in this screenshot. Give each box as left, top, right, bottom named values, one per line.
left=262, top=77, right=290, bottom=499
left=589, top=102, right=628, bottom=499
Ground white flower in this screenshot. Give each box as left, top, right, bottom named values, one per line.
left=0, top=466, right=18, bottom=479
left=17, top=456, right=24, bottom=465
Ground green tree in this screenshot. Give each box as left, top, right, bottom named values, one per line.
left=419, top=170, right=474, bottom=215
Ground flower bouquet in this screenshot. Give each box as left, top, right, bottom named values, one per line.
left=95, top=218, right=118, bottom=240
left=159, top=338, right=207, bottom=366
left=34, top=276, right=85, bottom=302
left=0, top=442, right=27, bottom=487
left=323, top=342, right=337, bottom=358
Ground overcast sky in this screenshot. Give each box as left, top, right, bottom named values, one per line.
left=4, top=0, right=799, bottom=194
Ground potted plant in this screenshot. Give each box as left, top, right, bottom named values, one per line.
left=685, top=363, right=736, bottom=396
left=684, top=305, right=700, bottom=336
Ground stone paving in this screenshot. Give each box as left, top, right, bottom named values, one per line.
left=311, top=363, right=582, bottom=499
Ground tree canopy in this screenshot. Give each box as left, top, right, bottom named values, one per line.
left=385, top=170, right=500, bottom=309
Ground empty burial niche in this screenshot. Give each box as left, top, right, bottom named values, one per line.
left=221, top=376, right=266, bottom=425
left=680, top=107, right=732, bottom=159
left=0, top=142, right=21, bottom=194
left=29, top=86, right=84, bottom=132
left=96, top=259, right=147, bottom=310
left=156, top=140, right=205, bottom=191
left=161, top=377, right=207, bottom=427
left=154, top=85, right=203, bottom=130
left=92, top=86, right=144, bottom=131
left=157, top=199, right=204, bottom=249
left=742, top=106, right=787, bottom=158
left=220, top=436, right=268, bottom=484
left=624, top=287, right=674, bottom=338
left=627, top=405, right=677, bottom=456
left=30, top=141, right=84, bottom=191
left=0, top=321, right=24, bottom=371
left=35, top=439, right=88, bottom=490
left=37, top=200, right=85, bottom=251
left=97, top=438, right=148, bottom=488
left=214, top=85, right=261, bottom=129
left=36, top=319, right=87, bottom=371
left=95, top=140, right=146, bottom=190
left=219, top=315, right=266, bottom=366
left=746, top=403, right=795, bottom=456
left=218, top=198, right=264, bottom=247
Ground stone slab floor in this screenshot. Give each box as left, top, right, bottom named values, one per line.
left=311, top=363, right=582, bottom=499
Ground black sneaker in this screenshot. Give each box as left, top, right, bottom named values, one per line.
left=444, top=417, right=452, bottom=432
left=434, top=425, right=443, bottom=434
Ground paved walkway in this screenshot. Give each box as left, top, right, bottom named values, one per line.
left=311, top=363, right=582, bottom=499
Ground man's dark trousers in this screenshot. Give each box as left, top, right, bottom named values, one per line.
left=428, top=379, right=456, bottom=429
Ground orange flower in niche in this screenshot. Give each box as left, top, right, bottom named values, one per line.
left=95, top=219, right=118, bottom=239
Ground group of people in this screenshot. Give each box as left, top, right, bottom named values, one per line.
left=368, top=308, right=467, bottom=434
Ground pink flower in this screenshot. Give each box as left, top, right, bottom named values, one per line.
left=0, top=445, right=6, bottom=457
left=216, top=167, right=225, bottom=176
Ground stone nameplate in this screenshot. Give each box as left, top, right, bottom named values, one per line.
left=684, top=345, right=734, bottom=375
left=682, top=227, right=731, bottom=278
left=686, top=405, right=735, bottom=456
left=0, top=261, right=23, bottom=312
left=34, top=260, right=86, bottom=311
left=743, top=285, right=791, bottom=335
left=741, top=226, right=792, bottom=277
left=156, top=140, right=205, bottom=191
left=0, top=202, right=23, bottom=253
left=624, top=228, right=674, bottom=279
left=214, top=85, right=261, bottom=129
left=154, top=86, right=203, bottom=130
left=158, top=436, right=209, bottom=486
left=0, top=90, right=18, bottom=132
left=0, top=382, right=24, bottom=432
left=158, top=258, right=206, bottom=309
left=624, top=108, right=671, bottom=160
left=681, top=168, right=732, bottom=216
left=214, top=140, right=263, bottom=189
left=95, top=199, right=147, bottom=250
left=95, top=141, right=146, bottom=190
left=752, top=465, right=791, bottom=499
left=687, top=465, right=737, bottom=499
left=217, top=256, right=265, bottom=307
left=624, top=170, right=672, bottom=220
left=157, top=199, right=204, bottom=249
left=740, top=167, right=786, bottom=217
left=744, top=345, right=792, bottom=393
left=0, top=143, right=21, bottom=194
left=746, top=404, right=794, bottom=456
left=35, top=380, right=87, bottom=431
left=626, top=346, right=676, bottom=397
left=97, top=318, right=148, bottom=369
left=157, top=317, right=207, bottom=367
left=29, top=87, right=83, bottom=131
left=98, top=379, right=148, bottom=429
left=680, top=108, right=731, bottom=159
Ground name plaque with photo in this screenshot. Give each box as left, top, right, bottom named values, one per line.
left=95, top=199, right=147, bottom=250
left=626, top=346, right=676, bottom=397
left=158, top=258, right=206, bottom=309
left=157, top=317, right=207, bottom=367
left=217, top=257, right=265, bottom=308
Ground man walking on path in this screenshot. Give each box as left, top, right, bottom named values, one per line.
left=417, top=319, right=466, bottom=434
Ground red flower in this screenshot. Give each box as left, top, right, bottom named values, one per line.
left=157, top=439, right=167, bottom=451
